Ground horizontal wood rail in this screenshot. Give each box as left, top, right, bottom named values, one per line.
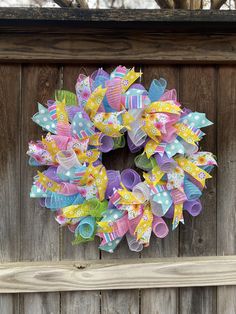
left=0, top=9, right=235, bottom=63
left=0, top=9, right=235, bottom=31
left=0, top=31, right=236, bottom=64
left=1, top=256, right=236, bottom=293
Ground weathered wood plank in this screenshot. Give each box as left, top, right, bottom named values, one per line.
left=20, top=64, right=61, bottom=314
left=0, top=256, right=236, bottom=293
left=217, top=66, right=236, bottom=314
left=0, top=8, right=236, bottom=30
left=0, top=64, right=21, bottom=314
left=0, top=32, right=236, bottom=63
left=60, top=64, right=100, bottom=314
left=141, top=65, right=179, bottom=314
left=100, top=65, right=139, bottom=314
left=179, top=66, right=217, bottom=314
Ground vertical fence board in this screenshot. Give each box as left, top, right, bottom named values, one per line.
left=100, top=64, right=139, bottom=314
left=179, top=66, right=217, bottom=314
left=0, top=64, right=21, bottom=314
left=20, top=65, right=61, bottom=314
left=60, top=64, right=100, bottom=314
left=217, top=66, right=236, bottom=314
left=140, top=65, right=179, bottom=314
left=101, top=245, right=139, bottom=314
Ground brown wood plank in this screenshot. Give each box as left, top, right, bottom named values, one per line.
left=100, top=64, right=139, bottom=314
left=101, top=245, right=139, bottom=314
left=0, top=32, right=236, bottom=64
left=141, top=65, right=179, bottom=314
left=60, top=64, right=100, bottom=314
left=217, top=66, right=236, bottom=314
left=179, top=66, right=217, bottom=314
left=1, top=8, right=236, bottom=24
left=0, top=256, right=236, bottom=293
left=0, top=64, right=21, bottom=314
left=20, top=64, right=61, bottom=314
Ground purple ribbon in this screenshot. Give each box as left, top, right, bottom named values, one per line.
left=152, top=216, right=169, bottom=238
left=43, top=166, right=62, bottom=183
left=126, top=233, right=143, bottom=252
left=155, top=153, right=177, bottom=172
left=127, top=134, right=147, bottom=153
left=164, top=205, right=174, bottom=218
left=184, top=200, right=202, bottom=217
left=121, top=169, right=141, bottom=190
left=105, top=170, right=121, bottom=199
left=99, top=134, right=114, bottom=153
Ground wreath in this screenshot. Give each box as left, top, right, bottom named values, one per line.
left=27, top=66, right=216, bottom=253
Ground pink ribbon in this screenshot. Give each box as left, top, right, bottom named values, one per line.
left=106, top=78, right=122, bottom=111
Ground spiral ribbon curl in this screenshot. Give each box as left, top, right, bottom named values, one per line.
left=28, top=65, right=216, bottom=253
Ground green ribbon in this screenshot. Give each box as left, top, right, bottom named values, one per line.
left=134, top=153, right=155, bottom=171
left=113, top=135, right=126, bottom=150
left=55, top=90, right=77, bottom=106
left=87, top=198, right=108, bottom=217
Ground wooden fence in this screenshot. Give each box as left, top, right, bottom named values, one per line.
left=0, top=8, right=236, bottom=314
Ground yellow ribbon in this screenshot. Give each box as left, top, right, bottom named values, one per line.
left=145, top=101, right=181, bottom=115
left=93, top=120, right=123, bottom=137
left=175, top=123, right=200, bottom=145
left=79, top=164, right=107, bottom=201
left=122, top=110, right=135, bottom=130
left=74, top=148, right=100, bottom=164
left=37, top=171, right=61, bottom=192
left=172, top=203, right=184, bottom=230
left=62, top=203, right=90, bottom=218
left=89, top=133, right=102, bottom=146
left=118, top=183, right=143, bottom=205
left=84, top=86, right=107, bottom=119
left=175, top=156, right=212, bottom=187
left=135, top=203, right=153, bottom=244
left=41, top=133, right=60, bottom=162
left=96, top=165, right=108, bottom=201
left=56, top=98, right=69, bottom=124
left=144, top=139, right=161, bottom=159
left=121, top=68, right=142, bottom=93
left=143, top=165, right=165, bottom=186
left=141, top=117, right=161, bottom=143
left=97, top=221, right=113, bottom=233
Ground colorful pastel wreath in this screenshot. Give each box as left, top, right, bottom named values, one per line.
left=28, top=66, right=216, bottom=253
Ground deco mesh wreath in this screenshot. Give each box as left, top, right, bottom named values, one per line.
left=28, top=66, right=216, bottom=253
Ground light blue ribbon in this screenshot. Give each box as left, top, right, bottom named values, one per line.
left=99, top=237, right=123, bottom=253
left=184, top=179, right=202, bottom=200
left=148, top=78, right=167, bottom=102
left=165, top=138, right=185, bottom=157
left=45, top=192, right=79, bottom=210
left=152, top=190, right=172, bottom=215
left=32, top=103, right=57, bottom=134
left=181, top=112, right=213, bottom=129
left=71, top=112, right=94, bottom=139
left=75, top=216, right=96, bottom=239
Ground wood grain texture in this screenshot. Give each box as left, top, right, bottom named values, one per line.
left=141, top=65, right=179, bottom=314
left=217, top=66, right=236, bottom=314
left=100, top=64, right=139, bottom=314
left=0, top=64, right=21, bottom=314
left=179, top=66, right=217, bottom=314
left=0, top=8, right=236, bottom=30
left=0, top=256, right=236, bottom=293
left=20, top=64, right=61, bottom=314
left=60, top=64, right=100, bottom=314
left=1, top=32, right=236, bottom=63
